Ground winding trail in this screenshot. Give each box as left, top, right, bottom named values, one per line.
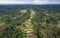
left=22, top=9, right=37, bottom=38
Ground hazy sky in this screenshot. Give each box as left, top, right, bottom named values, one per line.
left=0, top=0, right=60, bottom=4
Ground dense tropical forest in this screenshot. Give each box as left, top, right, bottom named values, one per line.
left=0, top=5, right=60, bottom=38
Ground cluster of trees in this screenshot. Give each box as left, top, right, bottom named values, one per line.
left=0, top=8, right=30, bottom=38
left=32, top=8, right=60, bottom=38
left=0, top=7, right=60, bottom=38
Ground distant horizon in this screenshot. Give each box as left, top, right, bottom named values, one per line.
left=0, top=0, right=60, bottom=4
left=0, top=3, right=60, bottom=5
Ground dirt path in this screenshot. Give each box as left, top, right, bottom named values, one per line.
left=21, top=9, right=37, bottom=38
left=30, top=9, right=35, bottom=20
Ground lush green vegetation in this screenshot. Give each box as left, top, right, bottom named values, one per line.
left=0, top=5, right=60, bottom=38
